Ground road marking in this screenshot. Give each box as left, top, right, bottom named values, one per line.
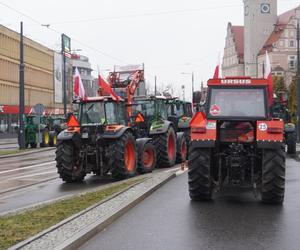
left=7, top=170, right=57, bottom=180
left=175, top=168, right=188, bottom=176
left=0, top=161, right=56, bottom=175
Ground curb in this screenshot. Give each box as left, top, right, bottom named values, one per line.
left=0, top=147, right=55, bottom=159
left=9, top=170, right=180, bottom=250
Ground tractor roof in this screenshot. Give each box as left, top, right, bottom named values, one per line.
left=208, top=77, right=268, bottom=87
left=73, top=96, right=124, bottom=103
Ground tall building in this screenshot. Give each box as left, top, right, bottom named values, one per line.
left=222, top=2, right=299, bottom=87
left=0, top=24, right=71, bottom=136
left=71, top=54, right=96, bottom=97
left=244, top=0, right=277, bottom=77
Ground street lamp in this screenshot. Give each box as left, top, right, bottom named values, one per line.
left=181, top=72, right=194, bottom=101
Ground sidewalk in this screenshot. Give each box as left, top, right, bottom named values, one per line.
left=0, top=137, right=18, bottom=145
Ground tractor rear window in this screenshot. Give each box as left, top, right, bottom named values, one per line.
left=208, top=88, right=267, bottom=118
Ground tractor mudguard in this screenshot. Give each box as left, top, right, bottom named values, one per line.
left=57, top=129, right=81, bottom=148
left=149, top=120, right=172, bottom=135
left=102, top=126, right=133, bottom=139
left=256, top=120, right=284, bottom=149
left=284, top=123, right=295, bottom=133
left=57, top=129, right=75, bottom=141
left=136, top=138, right=153, bottom=151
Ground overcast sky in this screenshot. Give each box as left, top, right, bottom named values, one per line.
left=0, top=0, right=299, bottom=101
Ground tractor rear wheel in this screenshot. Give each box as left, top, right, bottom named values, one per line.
left=49, top=131, right=57, bottom=147
left=261, top=147, right=285, bottom=204
left=30, top=142, right=37, bottom=148
left=40, top=128, right=50, bottom=147
left=56, top=141, right=86, bottom=183
left=286, top=131, right=296, bottom=155
left=188, top=147, right=212, bottom=201
left=153, top=126, right=176, bottom=167
left=137, top=141, right=156, bottom=174
left=108, top=131, right=137, bottom=180
left=176, top=132, right=187, bottom=163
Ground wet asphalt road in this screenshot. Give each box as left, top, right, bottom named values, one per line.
left=80, top=157, right=300, bottom=250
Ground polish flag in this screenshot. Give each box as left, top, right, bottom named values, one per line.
left=264, top=51, right=273, bottom=106
left=73, top=67, right=86, bottom=99
left=98, top=73, right=121, bottom=101
left=213, top=65, right=219, bottom=79
left=213, top=53, right=221, bottom=79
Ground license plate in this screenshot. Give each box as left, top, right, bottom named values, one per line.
left=82, top=132, right=88, bottom=138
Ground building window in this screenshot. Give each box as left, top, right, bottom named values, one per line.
left=289, top=40, right=295, bottom=47
left=288, top=56, right=296, bottom=70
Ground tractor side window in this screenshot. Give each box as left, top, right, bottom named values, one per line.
left=157, top=100, right=168, bottom=119
left=117, top=103, right=127, bottom=125
left=175, top=103, right=184, bottom=117
left=105, top=102, right=118, bottom=124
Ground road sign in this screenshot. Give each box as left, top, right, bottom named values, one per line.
left=33, top=103, right=45, bottom=116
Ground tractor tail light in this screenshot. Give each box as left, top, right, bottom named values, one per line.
left=267, top=127, right=282, bottom=134
left=191, top=127, right=206, bottom=133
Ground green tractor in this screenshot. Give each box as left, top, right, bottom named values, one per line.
left=46, top=116, right=66, bottom=147
left=24, top=115, right=50, bottom=148
left=56, top=96, right=138, bottom=182
left=272, top=95, right=296, bottom=154
left=131, top=96, right=177, bottom=167
left=166, top=98, right=193, bottom=162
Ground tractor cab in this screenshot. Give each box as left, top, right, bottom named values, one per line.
left=167, top=99, right=193, bottom=131
left=76, top=97, right=127, bottom=130
left=205, top=80, right=268, bottom=143
left=130, top=96, right=169, bottom=137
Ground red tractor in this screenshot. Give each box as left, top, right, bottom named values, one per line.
left=188, top=77, right=286, bottom=204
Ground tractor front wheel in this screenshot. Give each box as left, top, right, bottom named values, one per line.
left=153, top=126, right=176, bottom=167
left=137, top=141, right=156, bottom=174
left=176, top=132, right=187, bottom=163
left=56, top=141, right=86, bottom=183
left=108, top=131, right=137, bottom=180
left=188, top=147, right=212, bottom=201
left=286, top=131, right=296, bottom=155
left=261, top=147, right=285, bottom=204
left=49, top=131, right=57, bottom=147
left=40, top=129, right=50, bottom=147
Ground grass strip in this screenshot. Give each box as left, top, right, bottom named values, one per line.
left=0, top=178, right=145, bottom=249
left=0, top=149, right=31, bottom=156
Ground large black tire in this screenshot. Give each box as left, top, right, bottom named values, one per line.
left=286, top=131, right=296, bottom=155
left=261, top=147, right=285, bottom=204
left=152, top=126, right=176, bottom=167
left=40, top=128, right=50, bottom=147
left=176, top=132, right=187, bottom=163
left=56, top=141, right=86, bottom=183
left=49, top=131, right=57, bottom=147
left=107, top=131, right=137, bottom=180
left=137, top=141, right=156, bottom=174
left=188, top=147, right=212, bottom=201
left=30, top=142, right=37, bottom=148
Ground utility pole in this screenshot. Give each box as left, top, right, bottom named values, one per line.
left=61, top=34, right=67, bottom=117
left=154, top=76, right=157, bottom=95
left=192, top=71, right=194, bottom=99
left=296, top=19, right=300, bottom=142
left=19, top=22, right=25, bottom=149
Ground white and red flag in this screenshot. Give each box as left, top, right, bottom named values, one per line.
left=264, top=51, right=273, bottom=106
left=212, top=53, right=221, bottom=79
left=73, top=67, right=86, bottom=100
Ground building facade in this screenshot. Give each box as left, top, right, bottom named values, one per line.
left=222, top=2, right=299, bottom=87
left=0, top=25, right=71, bottom=136
left=222, top=23, right=245, bottom=77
